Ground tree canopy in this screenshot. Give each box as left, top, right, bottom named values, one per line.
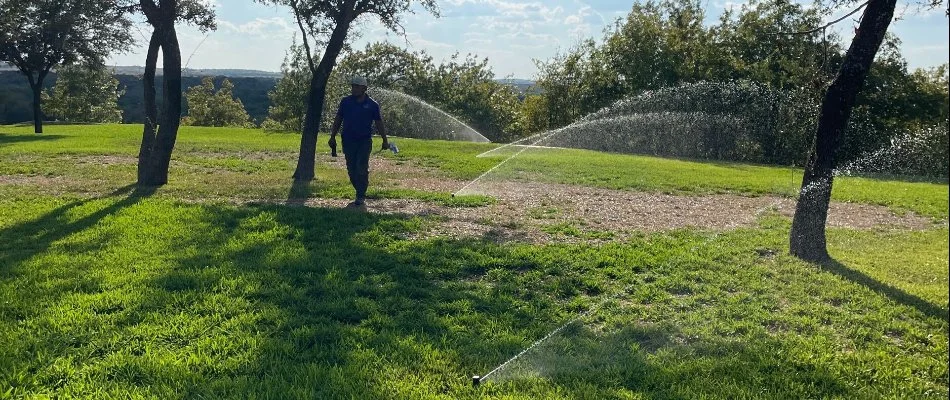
left=183, top=77, right=253, bottom=128
left=43, top=62, right=125, bottom=123
left=0, top=0, right=134, bottom=133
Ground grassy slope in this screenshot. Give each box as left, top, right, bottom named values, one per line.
left=0, top=124, right=947, bottom=398
left=403, top=140, right=949, bottom=219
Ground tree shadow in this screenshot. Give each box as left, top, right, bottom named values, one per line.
left=0, top=132, right=67, bottom=147
left=0, top=184, right=154, bottom=277
left=479, top=322, right=848, bottom=398
left=127, top=203, right=861, bottom=398
left=0, top=196, right=929, bottom=398
left=117, top=203, right=551, bottom=397
left=820, top=257, right=948, bottom=322
left=285, top=179, right=313, bottom=206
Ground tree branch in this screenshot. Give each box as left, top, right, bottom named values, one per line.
left=8, top=49, right=27, bottom=72
left=139, top=0, right=160, bottom=24
left=290, top=0, right=317, bottom=74
left=772, top=1, right=869, bottom=35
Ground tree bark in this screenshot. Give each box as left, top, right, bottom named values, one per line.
left=30, top=81, right=44, bottom=134
left=137, top=29, right=162, bottom=184
left=17, top=61, right=49, bottom=135
left=789, top=0, right=897, bottom=262
left=292, top=17, right=353, bottom=181
left=27, top=71, right=48, bottom=134
left=144, top=24, right=182, bottom=186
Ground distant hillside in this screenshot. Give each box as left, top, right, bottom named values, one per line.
left=495, top=78, right=536, bottom=93
left=115, top=75, right=278, bottom=124
left=495, top=78, right=534, bottom=85
left=111, top=66, right=282, bottom=78
left=0, top=71, right=277, bottom=125
left=1, top=69, right=537, bottom=125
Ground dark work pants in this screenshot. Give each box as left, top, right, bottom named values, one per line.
left=343, top=138, right=372, bottom=199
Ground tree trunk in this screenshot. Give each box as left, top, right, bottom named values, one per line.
left=27, top=71, right=48, bottom=134
left=294, top=78, right=327, bottom=181
left=30, top=82, right=43, bottom=134
left=292, top=18, right=352, bottom=181
left=137, top=29, right=162, bottom=184
left=144, top=24, right=182, bottom=186
left=789, top=0, right=897, bottom=262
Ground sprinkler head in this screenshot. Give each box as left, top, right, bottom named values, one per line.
left=472, top=375, right=481, bottom=387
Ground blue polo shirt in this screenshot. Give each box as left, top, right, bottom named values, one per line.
left=337, top=95, right=381, bottom=142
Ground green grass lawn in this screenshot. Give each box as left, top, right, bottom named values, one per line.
left=2, top=124, right=945, bottom=218
left=1, top=124, right=947, bottom=398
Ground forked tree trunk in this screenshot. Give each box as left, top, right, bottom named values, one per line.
left=143, top=24, right=183, bottom=186
left=137, top=29, right=161, bottom=184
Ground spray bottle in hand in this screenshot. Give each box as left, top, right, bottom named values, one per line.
left=383, top=140, right=398, bottom=155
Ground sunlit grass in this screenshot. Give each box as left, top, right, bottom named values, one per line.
left=3, top=124, right=943, bottom=218
left=0, top=124, right=947, bottom=398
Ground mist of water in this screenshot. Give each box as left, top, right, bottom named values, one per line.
left=371, top=88, right=491, bottom=143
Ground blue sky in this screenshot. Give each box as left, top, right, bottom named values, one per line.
left=109, top=0, right=949, bottom=79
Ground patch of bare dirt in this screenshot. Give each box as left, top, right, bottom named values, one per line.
left=0, top=174, right=68, bottom=186
left=294, top=179, right=939, bottom=244
left=72, top=155, right=137, bottom=165
left=185, top=151, right=297, bottom=161
left=2, top=155, right=941, bottom=244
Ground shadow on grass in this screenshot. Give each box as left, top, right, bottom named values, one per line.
left=479, top=323, right=847, bottom=398
left=0, top=197, right=904, bottom=398
left=285, top=179, right=313, bottom=206
left=129, top=203, right=544, bottom=397
left=121, top=204, right=853, bottom=398
left=822, top=258, right=949, bottom=322
left=0, top=132, right=67, bottom=147
left=0, top=184, right=154, bottom=277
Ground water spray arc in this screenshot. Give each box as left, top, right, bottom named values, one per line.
left=460, top=80, right=941, bottom=387
left=454, top=119, right=583, bottom=196
left=471, top=280, right=638, bottom=387
left=453, top=135, right=548, bottom=196
left=372, top=88, right=491, bottom=143
left=469, top=191, right=796, bottom=387
left=454, top=81, right=804, bottom=196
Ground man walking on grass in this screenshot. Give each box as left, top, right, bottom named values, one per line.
left=329, top=76, right=389, bottom=208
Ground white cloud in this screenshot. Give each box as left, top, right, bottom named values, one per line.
left=218, top=17, right=295, bottom=40
left=109, top=0, right=949, bottom=80
left=541, top=6, right=565, bottom=22
left=500, top=31, right=557, bottom=42
left=564, top=6, right=595, bottom=25
left=444, top=0, right=563, bottom=21
left=564, top=14, right=583, bottom=25
left=407, top=35, right=454, bottom=49
left=474, top=17, right=537, bottom=33
left=569, top=23, right=591, bottom=39
left=465, top=38, right=493, bottom=45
